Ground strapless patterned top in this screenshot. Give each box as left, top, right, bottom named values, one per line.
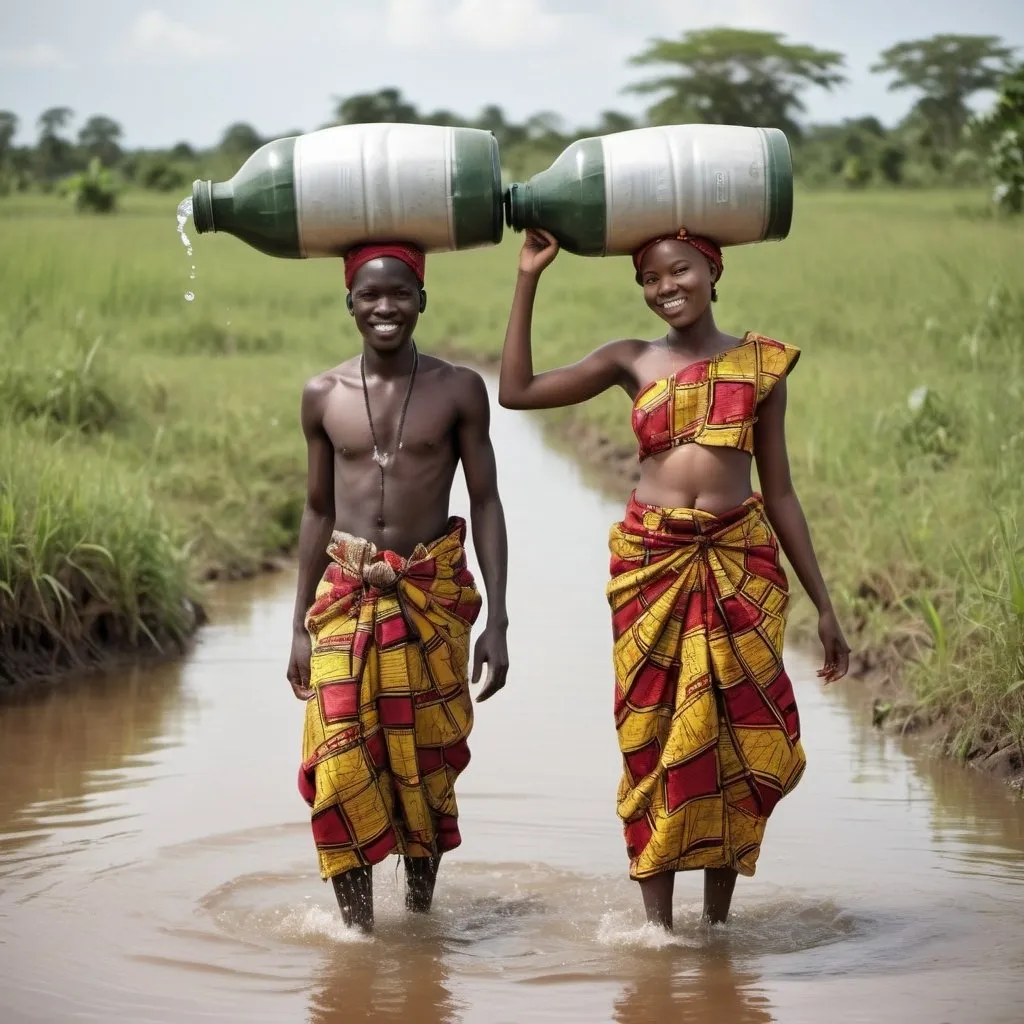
left=631, top=332, right=800, bottom=461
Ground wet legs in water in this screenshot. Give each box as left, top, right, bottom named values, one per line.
left=404, top=855, right=441, bottom=913
left=703, top=867, right=738, bottom=924
left=332, top=867, right=374, bottom=932
left=638, top=867, right=739, bottom=930
left=331, top=856, right=442, bottom=930
left=638, top=872, right=675, bottom=930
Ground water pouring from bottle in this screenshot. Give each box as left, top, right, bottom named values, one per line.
left=176, top=196, right=196, bottom=302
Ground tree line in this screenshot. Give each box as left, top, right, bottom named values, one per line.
left=1, top=29, right=1022, bottom=211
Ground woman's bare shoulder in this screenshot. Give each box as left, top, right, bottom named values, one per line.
left=593, top=337, right=652, bottom=365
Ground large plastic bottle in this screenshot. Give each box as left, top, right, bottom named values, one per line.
left=504, top=124, right=793, bottom=255
left=191, top=123, right=503, bottom=257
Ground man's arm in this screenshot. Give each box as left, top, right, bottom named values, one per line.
left=454, top=367, right=510, bottom=702
left=286, top=377, right=336, bottom=700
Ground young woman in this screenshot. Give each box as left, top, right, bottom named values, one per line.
left=498, top=228, right=850, bottom=931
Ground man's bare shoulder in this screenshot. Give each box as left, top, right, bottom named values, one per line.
left=303, top=359, right=359, bottom=401
left=416, top=353, right=478, bottom=377
left=419, top=354, right=488, bottom=402
left=299, top=360, right=360, bottom=433
left=305, top=358, right=358, bottom=390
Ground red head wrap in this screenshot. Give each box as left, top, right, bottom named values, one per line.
left=632, top=229, right=723, bottom=283
left=343, top=243, right=426, bottom=291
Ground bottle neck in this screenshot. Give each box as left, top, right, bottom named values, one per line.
left=191, top=179, right=214, bottom=233
left=191, top=180, right=234, bottom=234
left=504, top=183, right=532, bottom=232
left=504, top=139, right=607, bottom=254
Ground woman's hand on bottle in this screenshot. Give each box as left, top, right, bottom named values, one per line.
left=519, top=229, right=559, bottom=277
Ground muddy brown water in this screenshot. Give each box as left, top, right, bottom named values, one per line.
left=2, top=387, right=1024, bottom=1024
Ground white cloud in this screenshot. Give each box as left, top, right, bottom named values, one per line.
left=0, top=43, right=65, bottom=69
left=127, top=10, right=230, bottom=61
left=385, top=0, right=567, bottom=51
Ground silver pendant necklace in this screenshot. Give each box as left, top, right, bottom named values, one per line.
left=360, top=343, right=419, bottom=527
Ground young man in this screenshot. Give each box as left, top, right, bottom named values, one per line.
left=287, top=242, right=510, bottom=932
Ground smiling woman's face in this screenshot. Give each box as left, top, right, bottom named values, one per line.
left=637, top=240, right=717, bottom=329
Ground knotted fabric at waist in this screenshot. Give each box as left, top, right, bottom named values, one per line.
left=619, top=491, right=768, bottom=548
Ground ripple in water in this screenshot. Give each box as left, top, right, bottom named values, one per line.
left=595, top=899, right=865, bottom=956
left=176, top=196, right=196, bottom=303
left=199, top=873, right=370, bottom=947
left=194, top=858, right=871, bottom=975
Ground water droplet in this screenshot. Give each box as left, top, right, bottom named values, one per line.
left=184, top=291, right=195, bottom=302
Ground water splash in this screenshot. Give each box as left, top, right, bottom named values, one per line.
left=176, top=196, right=196, bottom=302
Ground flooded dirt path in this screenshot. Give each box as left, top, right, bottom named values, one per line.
left=2, top=386, right=1023, bottom=1023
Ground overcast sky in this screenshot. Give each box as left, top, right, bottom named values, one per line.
left=2, top=1, right=1022, bottom=148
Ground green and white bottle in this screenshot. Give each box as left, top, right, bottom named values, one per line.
left=191, top=123, right=503, bottom=257
left=504, top=124, right=794, bottom=254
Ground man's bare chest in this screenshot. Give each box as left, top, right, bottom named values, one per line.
left=323, top=386, right=457, bottom=460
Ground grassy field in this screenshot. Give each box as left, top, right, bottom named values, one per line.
left=1, top=189, right=1022, bottom=770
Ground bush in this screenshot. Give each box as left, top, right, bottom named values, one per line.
left=878, top=144, right=907, bottom=185
left=136, top=155, right=190, bottom=193
left=972, top=65, right=1024, bottom=215
left=842, top=155, right=872, bottom=189
left=61, top=157, right=120, bottom=214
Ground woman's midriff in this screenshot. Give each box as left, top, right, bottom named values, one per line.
left=632, top=444, right=755, bottom=515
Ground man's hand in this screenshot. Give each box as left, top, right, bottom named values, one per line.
left=471, top=624, right=509, bottom=702
left=287, top=628, right=314, bottom=700
left=518, top=229, right=559, bottom=277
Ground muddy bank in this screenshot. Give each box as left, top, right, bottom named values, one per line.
left=0, top=548, right=295, bottom=696
left=0, top=596, right=208, bottom=697
left=0, top=559, right=288, bottom=696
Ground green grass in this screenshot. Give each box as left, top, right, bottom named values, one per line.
left=1, top=189, right=1023, bottom=766
left=0, top=420, right=194, bottom=683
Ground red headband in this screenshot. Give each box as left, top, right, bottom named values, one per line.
left=344, top=243, right=426, bottom=291
left=632, top=229, right=723, bottom=282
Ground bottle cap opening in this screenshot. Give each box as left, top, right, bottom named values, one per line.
left=505, top=183, right=527, bottom=231
left=191, top=180, right=215, bottom=234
